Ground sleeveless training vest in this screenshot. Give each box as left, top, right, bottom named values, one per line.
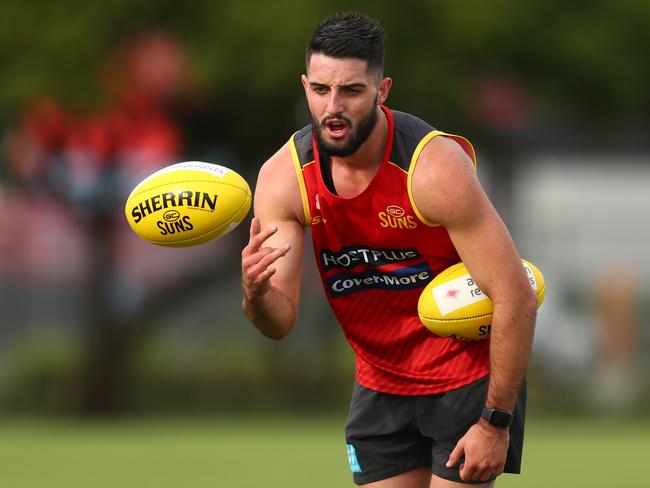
left=290, top=106, right=489, bottom=395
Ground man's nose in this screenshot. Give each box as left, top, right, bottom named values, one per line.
left=325, top=90, right=344, bottom=115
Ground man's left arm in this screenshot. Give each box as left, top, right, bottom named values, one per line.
left=410, top=135, right=538, bottom=482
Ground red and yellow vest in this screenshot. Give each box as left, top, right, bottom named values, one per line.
left=290, top=106, right=489, bottom=395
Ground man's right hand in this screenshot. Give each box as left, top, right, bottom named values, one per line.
left=241, top=218, right=291, bottom=300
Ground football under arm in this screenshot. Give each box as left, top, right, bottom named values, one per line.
left=411, top=135, right=538, bottom=411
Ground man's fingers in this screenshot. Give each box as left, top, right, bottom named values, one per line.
left=446, top=422, right=508, bottom=482
left=446, top=441, right=464, bottom=468
left=456, top=453, right=503, bottom=482
left=459, top=463, right=476, bottom=482
left=242, top=246, right=276, bottom=269
left=248, top=244, right=291, bottom=277
left=249, top=217, right=261, bottom=239
left=244, top=244, right=291, bottom=283
left=262, top=267, right=277, bottom=281
left=242, top=220, right=290, bottom=298
left=246, top=225, right=279, bottom=254
left=243, top=223, right=277, bottom=256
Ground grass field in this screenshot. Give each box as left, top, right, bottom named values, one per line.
left=0, top=416, right=647, bottom=487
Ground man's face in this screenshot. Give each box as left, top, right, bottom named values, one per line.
left=302, top=53, right=390, bottom=157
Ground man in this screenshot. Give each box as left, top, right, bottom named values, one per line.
left=241, top=12, right=537, bottom=487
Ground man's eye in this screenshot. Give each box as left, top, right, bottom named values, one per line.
left=313, top=86, right=328, bottom=94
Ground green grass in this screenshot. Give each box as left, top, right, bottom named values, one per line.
left=0, top=416, right=647, bottom=487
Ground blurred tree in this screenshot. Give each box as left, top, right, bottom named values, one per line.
left=1, top=0, right=649, bottom=155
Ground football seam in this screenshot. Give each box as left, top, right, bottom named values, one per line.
left=431, top=262, right=466, bottom=284
left=419, top=313, right=492, bottom=323
left=128, top=179, right=249, bottom=200
left=145, top=194, right=251, bottom=245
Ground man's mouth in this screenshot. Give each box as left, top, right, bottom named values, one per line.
left=324, top=119, right=349, bottom=138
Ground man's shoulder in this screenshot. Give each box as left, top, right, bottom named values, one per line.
left=256, top=140, right=307, bottom=226
left=389, top=109, right=437, bottom=170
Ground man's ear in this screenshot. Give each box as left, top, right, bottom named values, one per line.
left=377, top=77, right=393, bottom=105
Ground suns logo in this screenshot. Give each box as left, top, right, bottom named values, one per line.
left=378, top=205, right=417, bottom=230
left=156, top=214, right=194, bottom=235
left=311, top=193, right=328, bottom=225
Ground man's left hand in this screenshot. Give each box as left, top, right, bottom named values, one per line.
left=446, top=420, right=510, bottom=482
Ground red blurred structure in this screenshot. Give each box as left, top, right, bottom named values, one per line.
left=0, top=30, right=227, bottom=414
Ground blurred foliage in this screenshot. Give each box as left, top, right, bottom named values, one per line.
left=1, top=0, right=649, bottom=145
left=0, top=334, right=354, bottom=415
left=0, top=332, right=83, bottom=414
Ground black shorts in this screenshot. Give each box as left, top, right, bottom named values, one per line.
left=344, top=376, right=526, bottom=485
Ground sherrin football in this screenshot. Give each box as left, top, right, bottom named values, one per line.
left=125, top=161, right=251, bottom=247
left=418, top=259, right=545, bottom=340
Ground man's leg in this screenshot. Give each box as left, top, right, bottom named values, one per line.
left=358, top=468, right=496, bottom=488
left=430, top=474, right=494, bottom=488
left=359, top=467, right=431, bottom=488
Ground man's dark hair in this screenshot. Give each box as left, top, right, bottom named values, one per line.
left=306, top=12, right=385, bottom=77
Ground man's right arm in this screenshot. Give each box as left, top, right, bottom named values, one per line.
left=241, top=143, right=306, bottom=339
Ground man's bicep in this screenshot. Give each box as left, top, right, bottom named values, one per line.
left=441, top=177, right=534, bottom=309
left=412, top=139, right=526, bottom=299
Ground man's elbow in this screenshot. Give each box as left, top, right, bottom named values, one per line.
left=241, top=291, right=298, bottom=340
left=260, top=323, right=294, bottom=341
left=252, top=313, right=296, bottom=340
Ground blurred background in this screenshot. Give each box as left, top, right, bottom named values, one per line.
left=0, top=0, right=648, bottom=486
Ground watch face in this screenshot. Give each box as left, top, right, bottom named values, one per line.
left=491, top=410, right=512, bottom=426
left=483, top=408, right=513, bottom=427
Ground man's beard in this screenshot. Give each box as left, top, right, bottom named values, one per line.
left=312, top=103, right=379, bottom=158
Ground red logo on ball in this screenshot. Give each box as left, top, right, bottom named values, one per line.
left=446, top=289, right=460, bottom=298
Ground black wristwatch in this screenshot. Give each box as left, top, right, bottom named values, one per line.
left=481, top=407, right=513, bottom=428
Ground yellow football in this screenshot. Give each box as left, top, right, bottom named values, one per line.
left=417, top=259, right=545, bottom=340
left=125, top=161, right=251, bottom=247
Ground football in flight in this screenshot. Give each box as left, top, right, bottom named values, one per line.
left=125, top=161, right=252, bottom=247
left=418, top=259, right=545, bottom=340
